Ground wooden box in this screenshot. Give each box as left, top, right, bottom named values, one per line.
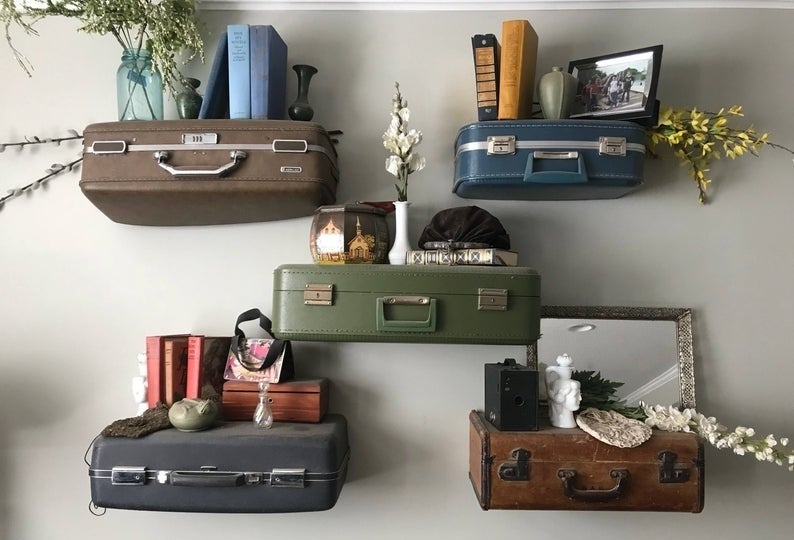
left=222, top=378, right=329, bottom=423
left=468, top=410, right=704, bottom=512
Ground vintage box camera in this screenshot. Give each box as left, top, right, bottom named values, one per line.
left=484, top=358, right=539, bottom=431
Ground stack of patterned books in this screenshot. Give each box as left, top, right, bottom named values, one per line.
left=407, top=247, right=518, bottom=266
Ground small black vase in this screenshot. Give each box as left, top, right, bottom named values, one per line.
left=288, top=64, right=318, bottom=121
left=176, top=78, right=203, bottom=120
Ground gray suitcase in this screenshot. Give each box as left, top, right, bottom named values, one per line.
left=88, top=415, right=349, bottom=513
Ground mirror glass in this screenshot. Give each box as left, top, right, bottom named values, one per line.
left=527, top=306, right=695, bottom=409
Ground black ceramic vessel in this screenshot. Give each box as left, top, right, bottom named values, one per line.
left=288, top=64, right=318, bottom=121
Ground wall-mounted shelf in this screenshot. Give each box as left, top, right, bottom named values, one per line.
left=197, top=0, right=794, bottom=11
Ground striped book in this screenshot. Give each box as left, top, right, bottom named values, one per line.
left=407, top=248, right=518, bottom=266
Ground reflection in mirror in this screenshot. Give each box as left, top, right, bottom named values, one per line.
left=527, top=307, right=695, bottom=409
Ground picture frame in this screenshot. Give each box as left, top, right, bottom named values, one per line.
left=567, top=44, right=663, bottom=123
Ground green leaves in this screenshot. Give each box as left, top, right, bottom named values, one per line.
left=572, top=369, right=646, bottom=420
left=1, top=1, right=204, bottom=98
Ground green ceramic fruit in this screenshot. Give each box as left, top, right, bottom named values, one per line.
left=168, top=398, right=219, bottom=432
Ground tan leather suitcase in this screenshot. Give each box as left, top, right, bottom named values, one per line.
left=468, top=410, right=704, bottom=512
left=80, top=120, right=338, bottom=226
left=222, top=378, right=329, bottom=423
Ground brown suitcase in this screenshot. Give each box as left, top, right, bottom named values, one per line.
left=222, top=378, right=329, bottom=423
left=468, top=410, right=704, bottom=512
left=80, top=120, right=338, bottom=226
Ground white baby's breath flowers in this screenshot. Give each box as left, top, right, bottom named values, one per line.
left=641, top=402, right=794, bottom=471
left=382, top=81, right=425, bottom=202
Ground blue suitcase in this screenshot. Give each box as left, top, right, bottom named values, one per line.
left=453, top=119, right=646, bottom=200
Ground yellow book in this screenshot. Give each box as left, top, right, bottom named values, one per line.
left=497, top=19, right=539, bottom=120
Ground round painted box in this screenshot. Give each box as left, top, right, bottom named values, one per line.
left=309, top=203, right=390, bottom=264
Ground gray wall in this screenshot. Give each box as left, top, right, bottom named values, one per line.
left=1, top=7, right=793, bottom=539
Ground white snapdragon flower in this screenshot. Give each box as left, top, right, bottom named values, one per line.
left=382, top=81, right=424, bottom=202
left=642, top=402, right=793, bottom=472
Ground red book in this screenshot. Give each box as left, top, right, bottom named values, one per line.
left=186, top=336, right=232, bottom=400
left=163, top=336, right=190, bottom=405
left=145, top=334, right=188, bottom=408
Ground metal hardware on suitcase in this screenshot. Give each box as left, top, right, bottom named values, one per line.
left=272, top=264, right=541, bottom=344
left=89, top=415, right=348, bottom=513
left=453, top=119, right=646, bottom=200
left=468, top=411, right=704, bottom=512
left=80, top=120, right=338, bottom=226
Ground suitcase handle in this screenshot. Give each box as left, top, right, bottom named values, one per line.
left=524, top=152, right=588, bottom=184
left=376, top=296, right=437, bottom=332
left=153, top=150, right=247, bottom=177
left=169, top=471, right=246, bottom=488
left=557, top=469, right=629, bottom=502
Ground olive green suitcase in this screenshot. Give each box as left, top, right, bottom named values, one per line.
left=271, top=264, right=540, bottom=344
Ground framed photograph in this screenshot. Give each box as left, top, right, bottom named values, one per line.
left=567, top=44, right=663, bottom=123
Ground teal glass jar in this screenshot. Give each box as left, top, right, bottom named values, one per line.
left=116, top=48, right=164, bottom=121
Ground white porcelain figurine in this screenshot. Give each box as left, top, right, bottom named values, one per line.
left=132, top=353, right=148, bottom=416
left=545, top=353, right=582, bottom=428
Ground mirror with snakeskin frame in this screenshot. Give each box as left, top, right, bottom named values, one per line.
left=527, top=306, right=695, bottom=409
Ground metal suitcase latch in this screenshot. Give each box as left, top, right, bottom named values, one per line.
left=498, top=448, right=531, bottom=481
left=181, top=133, right=218, bottom=144
left=486, top=135, right=516, bottom=156
left=111, top=466, right=147, bottom=486
left=598, top=136, right=627, bottom=156
left=271, top=468, right=306, bottom=488
left=478, top=288, right=508, bottom=311
left=304, top=283, right=333, bottom=305
left=90, top=140, right=127, bottom=154
left=658, top=451, right=691, bottom=483
left=273, top=139, right=309, bottom=153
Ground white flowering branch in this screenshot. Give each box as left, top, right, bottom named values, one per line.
left=0, top=130, right=84, bottom=211
left=642, top=403, right=794, bottom=471
left=382, top=81, right=425, bottom=202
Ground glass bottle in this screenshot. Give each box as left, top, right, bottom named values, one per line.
left=116, top=48, right=164, bottom=121
left=253, top=380, right=274, bottom=429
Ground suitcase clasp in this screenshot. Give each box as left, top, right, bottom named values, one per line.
left=598, top=136, right=627, bottom=156
left=271, top=468, right=306, bottom=488
left=304, top=284, right=333, bottom=305
left=498, top=448, right=530, bottom=481
left=478, top=288, right=507, bottom=311
left=658, top=451, right=691, bottom=483
left=487, top=135, right=516, bottom=156
left=111, top=466, right=147, bottom=486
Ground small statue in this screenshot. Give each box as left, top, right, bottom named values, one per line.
left=545, top=353, right=582, bottom=428
left=132, top=353, right=148, bottom=416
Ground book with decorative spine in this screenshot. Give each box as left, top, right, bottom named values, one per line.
left=186, top=336, right=233, bottom=401
left=227, top=24, right=251, bottom=119
left=407, top=248, right=518, bottom=266
left=145, top=334, right=189, bottom=408
left=471, top=33, right=500, bottom=121
left=163, top=336, right=189, bottom=405
left=497, top=19, right=539, bottom=120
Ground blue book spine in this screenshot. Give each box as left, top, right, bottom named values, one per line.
left=227, top=24, right=251, bottom=119
left=198, top=31, right=229, bottom=119
left=250, top=25, right=288, bottom=120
